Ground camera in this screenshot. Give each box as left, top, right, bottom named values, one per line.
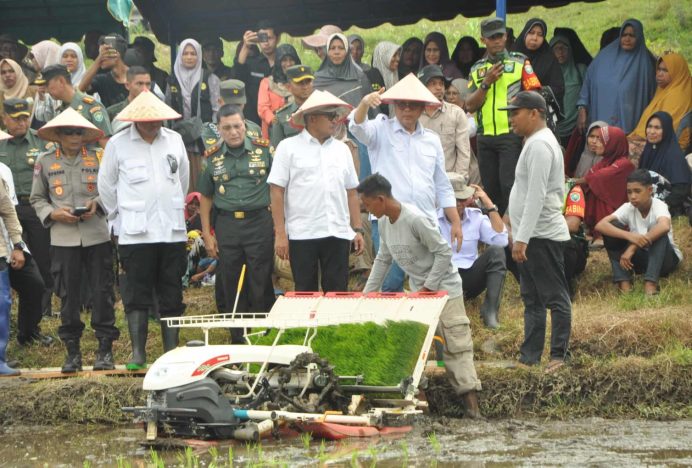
left=257, top=32, right=269, bottom=43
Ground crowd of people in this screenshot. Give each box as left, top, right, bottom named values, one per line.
left=0, top=16, right=689, bottom=419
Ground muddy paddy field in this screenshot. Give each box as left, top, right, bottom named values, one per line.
left=2, top=219, right=690, bottom=466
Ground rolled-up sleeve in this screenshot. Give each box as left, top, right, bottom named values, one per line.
left=478, top=215, right=508, bottom=247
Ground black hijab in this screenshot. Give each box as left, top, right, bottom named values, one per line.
left=451, top=36, right=481, bottom=79
left=272, top=44, right=301, bottom=83
left=420, top=32, right=451, bottom=68
left=398, top=37, right=423, bottom=78
left=553, top=27, right=592, bottom=67
left=513, top=18, right=565, bottom=107
left=639, top=111, right=692, bottom=185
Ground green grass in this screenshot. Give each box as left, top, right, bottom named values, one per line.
left=128, top=0, right=692, bottom=73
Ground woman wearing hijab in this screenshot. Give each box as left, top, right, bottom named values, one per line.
left=572, top=126, right=636, bottom=232
left=185, top=192, right=203, bottom=231
left=366, top=41, right=400, bottom=116
left=513, top=19, right=565, bottom=110
left=165, top=38, right=221, bottom=191
left=0, top=59, right=37, bottom=113
left=27, top=41, right=62, bottom=126
left=398, top=37, right=423, bottom=79
left=550, top=32, right=590, bottom=146
left=30, top=41, right=61, bottom=73
left=577, top=19, right=656, bottom=135
left=258, top=44, right=300, bottom=138
left=451, top=36, right=482, bottom=79
left=639, top=112, right=692, bottom=216
left=419, top=32, right=462, bottom=80
left=630, top=53, right=692, bottom=152
left=59, top=43, right=87, bottom=87
left=348, top=35, right=370, bottom=71
left=569, top=120, right=608, bottom=178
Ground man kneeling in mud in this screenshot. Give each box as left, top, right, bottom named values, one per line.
left=359, top=173, right=482, bottom=418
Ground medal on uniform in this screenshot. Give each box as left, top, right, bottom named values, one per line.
left=28, top=158, right=35, bottom=165
left=259, top=169, right=266, bottom=175
left=219, top=185, right=225, bottom=194
left=249, top=169, right=255, bottom=175
left=223, top=174, right=229, bottom=181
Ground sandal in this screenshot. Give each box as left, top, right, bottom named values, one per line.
left=544, top=360, right=565, bottom=374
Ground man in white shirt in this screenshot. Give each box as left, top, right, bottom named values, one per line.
left=596, top=169, right=682, bottom=295
left=268, top=90, right=364, bottom=292
left=504, top=91, right=571, bottom=373
left=98, top=90, right=189, bottom=370
left=439, top=174, right=508, bottom=329
left=349, top=74, right=462, bottom=292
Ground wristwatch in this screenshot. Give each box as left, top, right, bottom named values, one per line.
left=353, top=227, right=365, bottom=234
left=13, top=241, right=26, bottom=251
left=480, top=82, right=490, bottom=90
left=484, top=204, right=499, bottom=214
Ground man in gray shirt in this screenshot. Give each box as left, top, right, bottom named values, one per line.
left=360, top=173, right=481, bottom=419
left=504, top=92, right=571, bottom=373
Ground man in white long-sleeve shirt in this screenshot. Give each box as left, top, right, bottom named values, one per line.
left=349, top=73, right=462, bottom=292
left=98, top=90, right=189, bottom=370
left=360, top=173, right=481, bottom=419
left=504, top=91, right=571, bottom=373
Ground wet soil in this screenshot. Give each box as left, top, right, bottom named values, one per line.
left=1, top=418, right=691, bottom=466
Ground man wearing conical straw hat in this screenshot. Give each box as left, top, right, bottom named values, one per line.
left=98, top=89, right=188, bottom=370
left=267, top=89, right=364, bottom=292
left=349, top=73, right=463, bottom=292
left=30, top=108, right=119, bottom=373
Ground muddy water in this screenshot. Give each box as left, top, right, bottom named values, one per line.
left=1, top=418, right=691, bottom=466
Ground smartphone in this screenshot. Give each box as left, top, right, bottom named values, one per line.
left=103, top=35, right=118, bottom=48
left=72, top=206, right=89, bottom=216
left=257, top=32, right=269, bottom=43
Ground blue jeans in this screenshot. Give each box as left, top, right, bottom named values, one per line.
left=352, top=132, right=371, bottom=181
left=371, top=220, right=405, bottom=292
left=0, top=265, right=13, bottom=364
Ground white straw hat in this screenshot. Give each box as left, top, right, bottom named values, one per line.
left=37, top=107, right=104, bottom=143
left=380, top=73, right=441, bottom=107
left=290, top=89, right=353, bottom=128
left=115, top=89, right=181, bottom=122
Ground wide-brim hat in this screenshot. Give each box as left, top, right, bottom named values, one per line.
left=115, top=89, right=181, bottom=122
left=289, top=89, right=353, bottom=129
left=380, top=73, right=441, bottom=107
left=447, top=172, right=475, bottom=199
left=0, top=129, right=11, bottom=141
left=301, top=25, right=343, bottom=49
left=37, top=107, right=104, bottom=143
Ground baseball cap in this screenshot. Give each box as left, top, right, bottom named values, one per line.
left=417, top=65, right=446, bottom=85
left=481, top=17, right=507, bottom=38
left=498, top=91, right=547, bottom=112
left=285, top=65, right=314, bottom=83
left=219, top=79, right=246, bottom=104
left=3, top=98, right=31, bottom=118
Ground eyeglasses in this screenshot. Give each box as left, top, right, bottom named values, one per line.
left=395, top=101, right=424, bottom=110
left=166, top=154, right=178, bottom=174
left=59, top=127, right=85, bottom=136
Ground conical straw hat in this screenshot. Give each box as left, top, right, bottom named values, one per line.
left=37, top=107, right=104, bottom=143
left=0, top=129, right=11, bottom=141
left=290, top=89, right=353, bottom=128
left=380, top=73, right=441, bottom=107
left=115, top=89, right=181, bottom=122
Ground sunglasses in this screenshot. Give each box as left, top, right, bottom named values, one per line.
left=311, top=111, right=339, bottom=121
left=59, top=127, right=85, bottom=136
left=395, top=101, right=424, bottom=110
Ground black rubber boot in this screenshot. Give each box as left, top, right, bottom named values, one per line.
left=61, top=339, right=82, bottom=373
left=160, top=320, right=179, bottom=352
left=126, top=310, right=148, bottom=371
left=461, top=390, right=482, bottom=419
left=481, top=272, right=505, bottom=329
left=93, top=338, right=115, bottom=371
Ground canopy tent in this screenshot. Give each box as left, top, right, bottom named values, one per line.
left=0, top=0, right=131, bottom=45
left=133, top=0, right=604, bottom=46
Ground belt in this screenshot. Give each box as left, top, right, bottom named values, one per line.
left=17, top=195, right=31, bottom=206
left=218, top=207, right=269, bottom=219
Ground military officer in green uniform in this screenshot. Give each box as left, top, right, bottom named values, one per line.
left=41, top=64, right=112, bottom=147
left=201, top=79, right=262, bottom=157
left=30, top=108, right=119, bottom=373
left=270, top=65, right=314, bottom=148
left=198, top=105, right=275, bottom=343
left=0, top=98, right=56, bottom=322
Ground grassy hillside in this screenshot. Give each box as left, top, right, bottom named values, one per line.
left=136, top=0, right=692, bottom=72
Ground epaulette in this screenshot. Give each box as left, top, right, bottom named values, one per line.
left=82, top=95, right=95, bottom=104
left=508, top=51, right=527, bottom=62
left=470, top=59, right=488, bottom=72
left=252, top=138, right=269, bottom=148
left=204, top=145, right=221, bottom=158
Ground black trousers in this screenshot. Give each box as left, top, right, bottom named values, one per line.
left=9, top=256, right=45, bottom=343
left=215, top=209, right=275, bottom=313
left=119, top=242, right=186, bottom=317
left=476, top=133, right=523, bottom=216
left=16, top=203, right=51, bottom=305
left=517, top=238, right=572, bottom=365
left=50, top=242, right=119, bottom=341
left=289, top=237, right=350, bottom=292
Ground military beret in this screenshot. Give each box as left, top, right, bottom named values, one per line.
left=285, top=65, right=315, bottom=83
left=3, top=98, right=31, bottom=118
left=219, top=79, right=246, bottom=104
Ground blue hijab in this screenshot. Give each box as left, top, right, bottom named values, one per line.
left=577, top=19, right=656, bottom=133
left=639, top=111, right=692, bottom=185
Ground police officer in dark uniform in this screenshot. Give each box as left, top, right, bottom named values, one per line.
left=198, top=104, right=275, bottom=343
left=42, top=64, right=113, bottom=146
left=270, top=65, right=314, bottom=148
left=0, top=98, right=56, bottom=324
